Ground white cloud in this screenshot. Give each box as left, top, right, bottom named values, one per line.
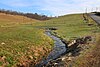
left=0, top=0, right=100, bottom=16
left=40, top=0, right=100, bottom=16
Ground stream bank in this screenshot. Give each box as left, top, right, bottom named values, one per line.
left=36, top=30, right=67, bottom=67
left=36, top=28, right=92, bottom=67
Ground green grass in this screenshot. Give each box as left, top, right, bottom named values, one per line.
left=34, top=14, right=99, bottom=40
left=0, top=13, right=53, bottom=66
left=0, top=25, right=54, bottom=66
left=0, top=13, right=99, bottom=66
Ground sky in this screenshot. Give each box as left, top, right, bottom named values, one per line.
left=0, top=0, right=100, bottom=16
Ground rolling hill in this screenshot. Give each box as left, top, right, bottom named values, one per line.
left=0, top=13, right=100, bottom=67
left=0, top=13, right=53, bottom=67
left=0, top=13, right=40, bottom=26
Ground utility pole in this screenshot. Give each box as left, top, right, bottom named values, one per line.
left=96, top=7, right=98, bottom=12
left=85, top=8, right=87, bottom=14
left=91, top=8, right=93, bottom=12
left=83, top=8, right=89, bottom=23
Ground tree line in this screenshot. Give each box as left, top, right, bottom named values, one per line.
left=95, top=12, right=100, bottom=16
left=0, top=9, right=52, bottom=20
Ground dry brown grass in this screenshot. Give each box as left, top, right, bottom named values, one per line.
left=0, top=13, right=40, bottom=26
left=81, top=35, right=100, bottom=67
left=0, top=13, right=53, bottom=67
left=72, top=34, right=100, bottom=67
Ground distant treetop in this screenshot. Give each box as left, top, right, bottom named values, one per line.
left=0, top=9, right=53, bottom=20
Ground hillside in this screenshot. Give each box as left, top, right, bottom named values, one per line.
left=34, top=14, right=100, bottom=66
left=0, top=13, right=53, bottom=67
left=0, top=9, right=52, bottom=20
left=0, top=13, right=100, bottom=67
left=0, top=13, right=40, bottom=26
left=35, top=14, right=98, bottom=40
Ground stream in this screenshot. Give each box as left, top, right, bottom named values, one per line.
left=36, top=30, right=67, bottom=67
left=35, top=28, right=92, bottom=67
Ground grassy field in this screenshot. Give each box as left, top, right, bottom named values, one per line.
left=0, top=13, right=40, bottom=26
left=34, top=14, right=99, bottom=40
left=0, top=13, right=100, bottom=67
left=0, top=13, right=53, bottom=67
left=34, top=14, right=100, bottom=67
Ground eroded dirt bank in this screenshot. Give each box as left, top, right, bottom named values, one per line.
left=36, top=28, right=93, bottom=67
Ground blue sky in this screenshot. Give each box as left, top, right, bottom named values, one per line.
left=0, top=0, right=100, bottom=16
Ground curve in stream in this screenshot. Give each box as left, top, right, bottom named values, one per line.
left=36, top=30, right=67, bottom=67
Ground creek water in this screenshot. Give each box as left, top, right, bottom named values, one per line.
left=36, top=30, right=67, bottom=67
